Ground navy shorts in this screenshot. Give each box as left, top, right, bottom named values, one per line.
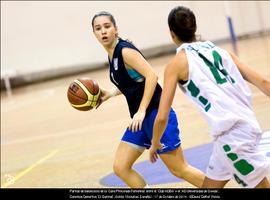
left=121, top=108, right=181, bottom=154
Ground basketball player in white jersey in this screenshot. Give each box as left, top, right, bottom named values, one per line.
left=149, top=6, right=270, bottom=188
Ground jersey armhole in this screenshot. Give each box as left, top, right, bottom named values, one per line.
left=121, top=47, right=145, bottom=82
left=179, top=80, right=188, bottom=85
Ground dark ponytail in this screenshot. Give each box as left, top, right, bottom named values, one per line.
left=168, top=6, right=197, bottom=42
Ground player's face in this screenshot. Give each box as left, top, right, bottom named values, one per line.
left=93, top=16, right=118, bottom=47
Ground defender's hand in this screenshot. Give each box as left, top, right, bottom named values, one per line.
left=149, top=142, right=163, bottom=163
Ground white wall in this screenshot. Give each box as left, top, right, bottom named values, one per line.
left=1, top=1, right=270, bottom=75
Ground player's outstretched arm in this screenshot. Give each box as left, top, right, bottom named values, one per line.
left=229, top=51, right=270, bottom=97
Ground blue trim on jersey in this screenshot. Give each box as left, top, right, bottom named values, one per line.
left=126, top=68, right=144, bottom=81
left=121, top=108, right=181, bottom=154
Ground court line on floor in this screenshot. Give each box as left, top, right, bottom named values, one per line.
left=1, top=149, right=59, bottom=188
left=1, top=119, right=127, bottom=146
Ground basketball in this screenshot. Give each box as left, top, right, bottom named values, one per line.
left=67, top=78, right=101, bottom=111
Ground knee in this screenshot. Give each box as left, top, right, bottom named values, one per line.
left=170, top=168, right=183, bottom=179
left=169, top=164, right=188, bottom=179
left=113, top=162, right=129, bottom=178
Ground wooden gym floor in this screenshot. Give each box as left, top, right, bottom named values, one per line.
left=1, top=36, right=270, bottom=188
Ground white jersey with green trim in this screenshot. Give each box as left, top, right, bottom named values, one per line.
left=177, top=41, right=261, bottom=137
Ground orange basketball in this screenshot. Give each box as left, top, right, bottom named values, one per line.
left=67, top=78, right=100, bottom=111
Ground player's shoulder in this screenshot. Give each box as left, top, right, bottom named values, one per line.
left=165, top=49, right=188, bottom=77
left=118, top=38, right=136, bottom=49
left=170, top=49, right=188, bottom=69
left=121, top=42, right=143, bottom=61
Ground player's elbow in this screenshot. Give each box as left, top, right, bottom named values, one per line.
left=262, top=78, right=270, bottom=86
left=150, top=73, right=158, bottom=83
left=145, top=72, right=158, bottom=83
left=155, top=115, right=168, bottom=125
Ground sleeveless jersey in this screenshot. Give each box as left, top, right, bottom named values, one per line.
left=109, top=38, right=162, bottom=118
left=177, top=41, right=261, bottom=137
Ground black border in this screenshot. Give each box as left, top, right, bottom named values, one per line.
left=1, top=188, right=269, bottom=200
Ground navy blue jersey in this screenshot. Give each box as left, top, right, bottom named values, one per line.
left=109, top=38, right=162, bottom=118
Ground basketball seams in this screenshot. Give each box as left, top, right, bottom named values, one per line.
left=68, top=82, right=88, bottom=101
left=68, top=78, right=100, bottom=110
left=67, top=90, right=87, bottom=102
left=70, top=97, right=99, bottom=107
left=74, top=80, right=94, bottom=102
left=70, top=101, right=91, bottom=108
left=69, top=92, right=99, bottom=103
left=92, top=80, right=99, bottom=94
left=78, top=79, right=99, bottom=96
left=90, top=89, right=100, bottom=107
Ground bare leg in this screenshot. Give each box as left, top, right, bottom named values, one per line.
left=202, top=177, right=229, bottom=188
left=113, top=141, right=146, bottom=188
left=159, top=146, right=205, bottom=188
left=255, top=177, right=270, bottom=188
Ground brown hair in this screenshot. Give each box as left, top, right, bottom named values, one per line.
left=168, top=6, right=197, bottom=42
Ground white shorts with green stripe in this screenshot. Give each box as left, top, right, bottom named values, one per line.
left=206, top=121, right=270, bottom=188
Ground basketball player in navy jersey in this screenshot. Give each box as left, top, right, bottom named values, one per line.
left=91, top=11, right=204, bottom=188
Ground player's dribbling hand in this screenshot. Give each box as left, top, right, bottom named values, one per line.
left=95, top=88, right=112, bottom=109
left=128, top=110, right=145, bottom=132
left=149, top=142, right=163, bottom=163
